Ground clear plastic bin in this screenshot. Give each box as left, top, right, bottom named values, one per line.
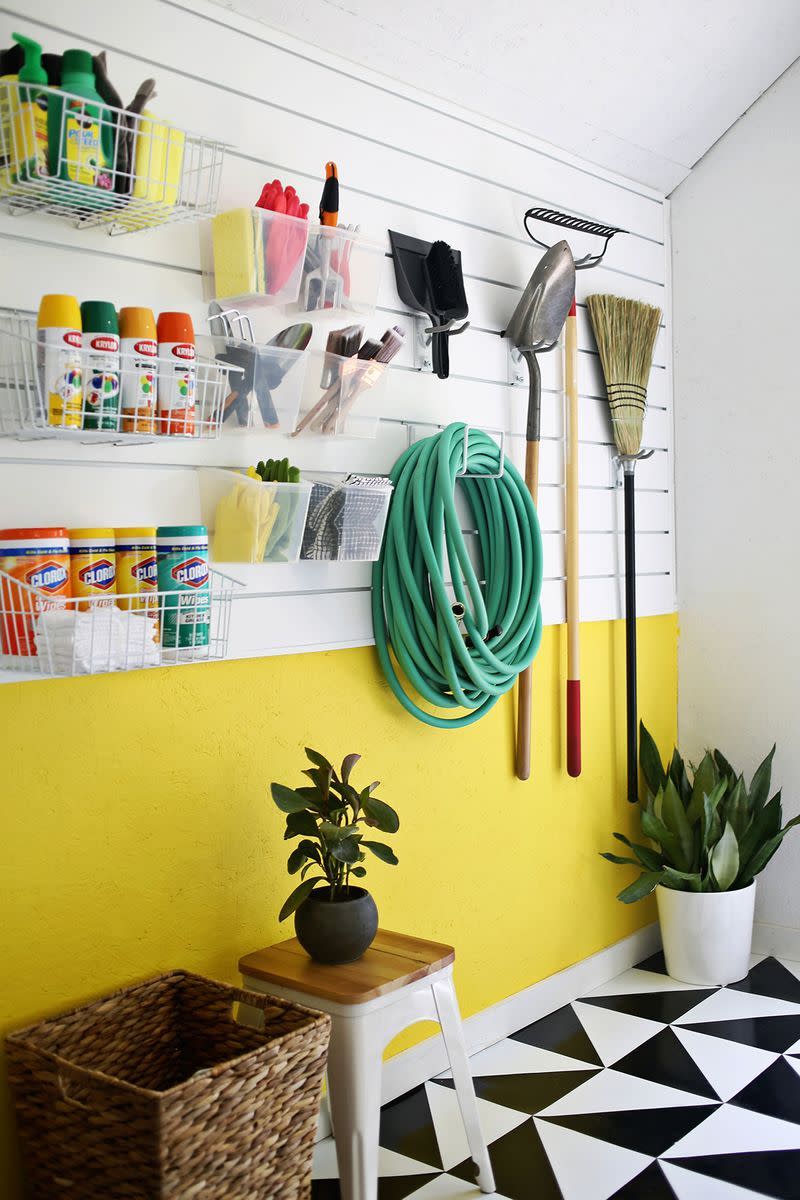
left=199, top=468, right=313, bottom=564
left=295, top=225, right=384, bottom=316
left=292, top=349, right=389, bottom=439
left=197, top=334, right=308, bottom=432
left=301, top=476, right=394, bottom=562
left=209, top=208, right=311, bottom=308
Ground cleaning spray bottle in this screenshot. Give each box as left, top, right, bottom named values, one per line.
left=9, top=34, right=48, bottom=182
left=48, top=49, right=114, bottom=193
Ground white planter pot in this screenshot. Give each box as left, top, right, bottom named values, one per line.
left=656, top=880, right=756, bottom=986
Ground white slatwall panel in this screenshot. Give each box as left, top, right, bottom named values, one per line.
left=0, top=0, right=675, bottom=670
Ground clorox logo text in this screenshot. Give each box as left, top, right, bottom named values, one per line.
left=171, top=557, right=208, bottom=588
left=78, top=559, right=115, bottom=590
left=26, top=561, right=68, bottom=592
left=132, top=556, right=158, bottom=586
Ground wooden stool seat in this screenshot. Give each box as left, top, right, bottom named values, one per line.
left=239, top=929, right=455, bottom=1005
left=239, top=928, right=494, bottom=1200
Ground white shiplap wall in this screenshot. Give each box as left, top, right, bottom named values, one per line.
left=0, top=0, right=675, bottom=669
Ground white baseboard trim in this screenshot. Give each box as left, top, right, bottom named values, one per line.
left=315, top=922, right=660, bottom=1142
left=752, top=920, right=800, bottom=962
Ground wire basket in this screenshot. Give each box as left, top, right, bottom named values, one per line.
left=0, top=310, right=232, bottom=442
left=0, top=566, right=239, bottom=677
left=0, top=80, right=225, bottom=234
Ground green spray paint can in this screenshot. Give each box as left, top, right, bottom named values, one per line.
left=156, top=525, right=210, bottom=649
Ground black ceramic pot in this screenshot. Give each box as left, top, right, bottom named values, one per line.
left=294, top=886, right=378, bottom=965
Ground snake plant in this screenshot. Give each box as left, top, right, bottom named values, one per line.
left=271, top=748, right=399, bottom=921
left=603, top=723, right=800, bottom=903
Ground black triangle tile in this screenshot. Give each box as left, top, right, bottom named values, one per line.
left=729, top=957, right=800, bottom=1006
left=668, top=1150, right=800, bottom=1199
left=379, top=1084, right=443, bottom=1171
left=450, top=1118, right=562, bottom=1200
left=510, top=1002, right=603, bottom=1066
left=438, top=1067, right=599, bottom=1115
left=312, top=1177, right=441, bottom=1200
left=608, top=1160, right=678, bottom=1198
left=539, top=1102, right=719, bottom=1158
left=730, top=1056, right=800, bottom=1125
left=636, top=950, right=669, bottom=975
left=581, top=988, right=716, bottom=1025
left=681, top=1015, right=800, bottom=1054
left=613, top=1027, right=720, bottom=1100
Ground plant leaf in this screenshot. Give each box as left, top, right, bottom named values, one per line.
left=662, top=866, right=703, bottom=892
left=687, top=752, right=717, bottom=825
left=641, top=806, right=687, bottom=870
left=318, top=820, right=359, bottom=843
left=278, top=877, right=323, bottom=921
left=617, top=870, right=663, bottom=904
left=662, top=777, right=695, bottom=869
left=271, top=783, right=313, bottom=813
left=601, top=852, right=641, bottom=866
left=361, top=794, right=400, bottom=833
left=714, top=748, right=738, bottom=787
left=350, top=866, right=367, bottom=878
left=710, top=822, right=740, bottom=890
left=284, top=810, right=320, bottom=840
left=362, top=840, right=399, bottom=865
left=305, top=747, right=332, bottom=770
left=669, top=748, right=692, bottom=806
left=639, top=723, right=666, bottom=797
left=738, top=793, right=782, bottom=868
left=725, top=776, right=749, bottom=841
left=330, top=837, right=361, bottom=864
left=341, top=753, right=361, bottom=783
left=749, top=745, right=776, bottom=813
left=287, top=845, right=309, bottom=874
left=613, top=832, right=663, bottom=871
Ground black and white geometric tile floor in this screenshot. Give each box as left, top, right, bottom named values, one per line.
left=311, top=951, right=800, bottom=1199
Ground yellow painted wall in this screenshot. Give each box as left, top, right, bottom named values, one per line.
left=1, top=614, right=676, bottom=1192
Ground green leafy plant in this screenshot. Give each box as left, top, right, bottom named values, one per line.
left=271, top=748, right=399, bottom=921
left=602, top=723, right=800, bottom=903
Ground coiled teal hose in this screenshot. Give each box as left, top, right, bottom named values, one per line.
left=371, top=423, right=543, bottom=728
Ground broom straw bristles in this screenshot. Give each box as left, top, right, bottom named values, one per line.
left=587, top=295, right=662, bottom=457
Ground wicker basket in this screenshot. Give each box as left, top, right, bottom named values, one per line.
left=6, top=970, right=331, bottom=1198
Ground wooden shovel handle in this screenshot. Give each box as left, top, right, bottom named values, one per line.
left=565, top=300, right=581, bottom=776
left=516, top=439, right=540, bottom=781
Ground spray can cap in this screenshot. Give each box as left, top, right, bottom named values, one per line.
left=37, top=294, right=81, bottom=330
left=12, top=33, right=47, bottom=85
left=80, top=301, right=119, bottom=335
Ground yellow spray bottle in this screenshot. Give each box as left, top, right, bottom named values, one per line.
left=7, top=33, right=48, bottom=183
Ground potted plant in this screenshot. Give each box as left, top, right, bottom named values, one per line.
left=602, top=723, right=800, bottom=985
left=270, top=747, right=399, bottom=965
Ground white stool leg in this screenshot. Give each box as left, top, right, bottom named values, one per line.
left=327, top=1012, right=384, bottom=1200
left=432, top=977, right=496, bottom=1194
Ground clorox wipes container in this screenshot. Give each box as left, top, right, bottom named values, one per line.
left=156, top=525, right=209, bottom=649
left=69, top=528, right=117, bottom=609
left=115, top=527, right=157, bottom=613
left=0, top=526, right=71, bottom=655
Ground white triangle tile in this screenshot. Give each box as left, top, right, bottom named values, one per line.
left=664, top=1102, right=800, bottom=1158
left=777, top=956, right=800, bottom=983
left=673, top=1026, right=778, bottom=1101
left=585, top=968, right=710, bottom=998
left=437, top=1037, right=596, bottom=1079
left=402, top=1173, right=510, bottom=1198
left=538, top=1068, right=711, bottom=1117
left=673, top=987, right=800, bottom=1025
left=661, top=1160, right=774, bottom=1199
left=312, top=1136, right=436, bottom=1180
left=783, top=1053, right=800, bottom=1079
left=534, top=1117, right=652, bottom=1200
left=572, top=1000, right=664, bottom=1066
left=424, top=1080, right=528, bottom=1172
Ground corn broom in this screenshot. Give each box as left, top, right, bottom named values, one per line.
left=587, top=294, right=661, bottom=804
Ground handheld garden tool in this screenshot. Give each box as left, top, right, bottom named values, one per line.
left=587, top=294, right=661, bottom=804
left=502, top=240, right=575, bottom=781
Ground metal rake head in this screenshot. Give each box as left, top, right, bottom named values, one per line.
left=524, top=207, right=627, bottom=270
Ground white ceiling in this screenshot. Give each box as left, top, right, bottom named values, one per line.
left=211, top=0, right=800, bottom=193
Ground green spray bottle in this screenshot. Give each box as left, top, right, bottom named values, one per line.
left=11, top=34, right=48, bottom=182
left=48, top=48, right=115, bottom=194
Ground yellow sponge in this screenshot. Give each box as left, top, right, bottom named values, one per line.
left=212, top=208, right=262, bottom=300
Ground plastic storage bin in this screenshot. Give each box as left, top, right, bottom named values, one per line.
left=293, top=348, right=390, bottom=439
left=200, top=468, right=313, bottom=564
left=210, top=207, right=311, bottom=308
left=295, top=223, right=384, bottom=316
left=6, top=970, right=330, bottom=1200
left=301, top=475, right=394, bottom=561
left=197, top=333, right=308, bottom=432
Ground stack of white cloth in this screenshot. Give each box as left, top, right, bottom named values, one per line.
left=34, top=606, right=161, bottom=674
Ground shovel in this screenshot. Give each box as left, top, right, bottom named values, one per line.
left=503, top=240, right=576, bottom=781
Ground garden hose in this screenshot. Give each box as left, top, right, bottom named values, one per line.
left=371, top=423, right=543, bottom=728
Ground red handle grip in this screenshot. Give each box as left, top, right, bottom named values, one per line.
left=567, top=679, right=581, bottom=777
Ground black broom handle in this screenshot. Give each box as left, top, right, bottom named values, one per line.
left=624, top=467, right=638, bottom=804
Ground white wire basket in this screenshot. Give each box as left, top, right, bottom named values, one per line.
left=0, top=81, right=225, bottom=235
left=0, top=309, right=233, bottom=443
left=0, top=566, right=239, bottom=677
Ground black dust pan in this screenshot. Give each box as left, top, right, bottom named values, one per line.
left=389, top=231, right=469, bottom=379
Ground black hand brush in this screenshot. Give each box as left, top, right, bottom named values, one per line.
left=422, top=241, right=469, bottom=379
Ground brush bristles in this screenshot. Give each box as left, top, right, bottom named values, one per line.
left=587, top=295, right=662, bottom=457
